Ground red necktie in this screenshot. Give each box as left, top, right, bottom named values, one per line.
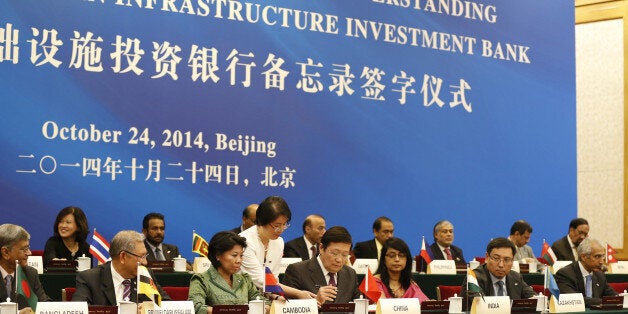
left=328, top=273, right=336, bottom=286
left=444, top=248, right=453, bottom=260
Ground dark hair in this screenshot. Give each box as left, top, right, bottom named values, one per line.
left=569, top=218, right=588, bottom=230
left=208, top=231, right=247, bottom=268
left=255, top=196, right=292, bottom=226
left=486, top=237, right=516, bottom=256
left=509, top=220, right=532, bottom=235
left=321, top=226, right=352, bottom=249
left=375, top=237, right=413, bottom=292
left=302, top=214, right=324, bottom=233
left=53, top=206, right=89, bottom=242
left=142, top=212, right=165, bottom=230
left=372, top=216, right=392, bottom=231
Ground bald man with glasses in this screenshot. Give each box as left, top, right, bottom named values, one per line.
left=73, top=230, right=170, bottom=305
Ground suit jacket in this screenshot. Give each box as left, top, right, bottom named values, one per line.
left=43, top=236, right=93, bottom=265
left=73, top=261, right=171, bottom=305
left=418, top=243, right=466, bottom=272
left=551, top=236, right=577, bottom=261
left=555, top=262, right=617, bottom=306
left=461, top=264, right=536, bottom=309
left=283, top=258, right=360, bottom=303
left=284, top=237, right=314, bottom=260
left=144, top=240, right=180, bottom=262
left=353, top=239, right=378, bottom=259
left=0, top=265, right=51, bottom=309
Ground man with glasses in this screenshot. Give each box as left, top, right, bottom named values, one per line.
left=461, top=237, right=535, bottom=309
left=229, top=204, right=258, bottom=234
left=284, top=214, right=326, bottom=260
left=74, top=230, right=170, bottom=305
left=0, top=224, right=51, bottom=312
left=555, top=237, right=617, bottom=306
left=552, top=218, right=589, bottom=261
left=283, top=226, right=361, bottom=305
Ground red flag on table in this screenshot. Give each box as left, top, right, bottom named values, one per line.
left=358, top=267, right=381, bottom=303
left=420, top=236, right=433, bottom=264
left=264, top=267, right=284, bottom=296
left=540, top=241, right=556, bottom=266
left=607, top=243, right=618, bottom=263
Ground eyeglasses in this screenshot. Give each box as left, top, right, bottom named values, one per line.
left=270, top=222, right=290, bottom=232
left=14, top=245, right=31, bottom=254
left=123, top=250, right=148, bottom=260
left=326, top=250, right=350, bottom=260
left=588, top=254, right=605, bottom=260
left=385, top=252, right=407, bottom=259
left=488, top=255, right=513, bottom=264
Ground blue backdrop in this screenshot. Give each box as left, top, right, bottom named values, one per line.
left=0, top=0, right=575, bottom=261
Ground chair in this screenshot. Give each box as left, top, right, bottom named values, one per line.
left=609, top=282, right=628, bottom=294
left=436, top=285, right=462, bottom=301
left=531, top=284, right=549, bottom=296
left=31, top=250, right=44, bottom=256
left=62, top=287, right=76, bottom=301
left=162, top=286, right=189, bottom=301
left=474, top=257, right=486, bottom=264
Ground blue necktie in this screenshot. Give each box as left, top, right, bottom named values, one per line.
left=496, top=280, right=505, bottom=296
left=585, top=275, right=592, bottom=298
left=4, top=275, right=12, bottom=297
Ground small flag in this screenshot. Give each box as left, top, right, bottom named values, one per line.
left=544, top=266, right=560, bottom=301
left=89, top=229, right=111, bottom=264
left=358, top=267, right=381, bottom=303
left=540, top=241, right=556, bottom=266
left=607, top=243, right=618, bottom=263
left=466, top=268, right=482, bottom=295
left=192, top=232, right=209, bottom=257
left=16, top=264, right=38, bottom=310
left=264, top=267, right=284, bottom=296
left=420, top=236, right=433, bottom=264
left=138, top=265, right=162, bottom=306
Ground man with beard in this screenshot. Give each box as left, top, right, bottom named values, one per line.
left=142, top=213, right=180, bottom=262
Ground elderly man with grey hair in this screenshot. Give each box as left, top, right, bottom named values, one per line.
left=555, top=237, right=617, bottom=306
left=0, top=224, right=51, bottom=312
left=73, top=230, right=170, bottom=305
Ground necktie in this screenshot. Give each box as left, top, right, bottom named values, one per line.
left=585, top=274, right=592, bottom=298
left=122, top=279, right=132, bottom=301
left=4, top=275, right=12, bottom=296
left=328, top=272, right=336, bottom=287
left=496, top=280, right=505, bottom=296
left=155, top=247, right=165, bottom=261
left=444, top=248, right=453, bottom=260
left=310, top=245, right=317, bottom=259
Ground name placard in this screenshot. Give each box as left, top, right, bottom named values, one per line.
left=376, top=298, right=420, bottom=314
left=551, top=261, right=572, bottom=274
left=193, top=257, right=211, bottom=273
left=270, top=299, right=317, bottom=314
left=609, top=261, right=628, bottom=274
left=142, top=301, right=195, bottom=314
left=427, top=260, right=456, bottom=275
left=352, top=259, right=378, bottom=275
left=27, top=256, right=43, bottom=274
left=549, top=293, right=585, bottom=313
left=36, top=301, right=89, bottom=314
left=470, top=296, right=510, bottom=314
left=279, top=258, right=302, bottom=274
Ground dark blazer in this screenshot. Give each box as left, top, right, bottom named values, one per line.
left=551, top=236, right=577, bottom=261
left=284, top=237, right=313, bottom=260
left=555, top=262, right=617, bottom=306
left=418, top=243, right=466, bottom=272
left=144, top=240, right=180, bottom=262
left=73, top=261, right=171, bottom=305
left=461, top=264, right=536, bottom=309
left=0, top=265, right=51, bottom=309
left=353, top=239, right=378, bottom=259
left=43, top=236, right=93, bottom=265
left=283, top=258, right=360, bottom=303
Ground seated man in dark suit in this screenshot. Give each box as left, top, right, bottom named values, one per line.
left=555, top=237, right=616, bottom=306
left=0, top=224, right=51, bottom=313
left=461, top=237, right=535, bottom=309
left=228, top=204, right=258, bottom=234
left=353, top=216, right=394, bottom=260
left=419, top=220, right=465, bottom=272
left=142, top=213, right=180, bottom=262
left=74, top=230, right=171, bottom=305
left=551, top=218, right=589, bottom=261
left=283, top=226, right=361, bottom=305
left=284, top=214, right=326, bottom=260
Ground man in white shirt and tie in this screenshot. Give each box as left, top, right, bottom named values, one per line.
left=420, top=220, right=466, bottom=272
left=283, top=214, right=327, bottom=260
left=551, top=218, right=589, bottom=262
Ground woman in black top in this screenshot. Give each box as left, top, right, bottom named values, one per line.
left=43, top=206, right=93, bottom=265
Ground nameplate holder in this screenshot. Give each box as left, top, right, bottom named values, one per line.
left=470, top=296, right=510, bottom=314
left=45, top=259, right=78, bottom=272
left=518, top=263, right=529, bottom=274
left=279, top=257, right=302, bottom=274
left=510, top=299, right=537, bottom=313
left=588, top=296, right=623, bottom=310
left=428, top=260, right=456, bottom=275
left=352, top=259, right=378, bottom=275
left=549, top=293, right=585, bottom=313
left=320, top=303, right=355, bottom=313
left=146, top=260, right=174, bottom=272
left=27, top=255, right=43, bottom=274
left=550, top=261, right=572, bottom=274
left=376, top=298, right=420, bottom=314
left=212, top=304, right=248, bottom=314
left=270, top=299, right=317, bottom=314
left=420, top=300, right=449, bottom=312
left=193, top=257, right=211, bottom=273
left=609, top=261, right=628, bottom=274
left=142, top=301, right=195, bottom=314
left=88, top=305, right=117, bottom=314
left=36, top=302, right=88, bottom=314
left=0, top=301, right=17, bottom=314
